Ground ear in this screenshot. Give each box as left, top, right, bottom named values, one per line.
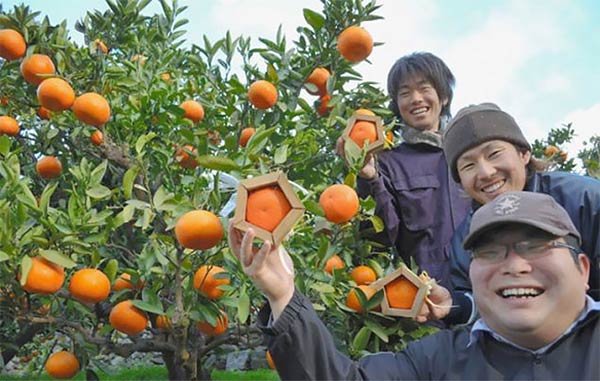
left=441, top=98, right=449, bottom=107
left=578, top=253, right=590, bottom=282
left=521, top=149, right=531, bottom=165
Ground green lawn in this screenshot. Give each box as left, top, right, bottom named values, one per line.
left=0, top=366, right=279, bottom=380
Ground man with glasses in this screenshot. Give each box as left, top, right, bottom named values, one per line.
left=228, top=191, right=599, bottom=380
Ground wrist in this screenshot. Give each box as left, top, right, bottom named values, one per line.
left=268, top=286, right=295, bottom=321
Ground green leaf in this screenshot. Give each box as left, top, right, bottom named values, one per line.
left=303, top=8, right=325, bottom=30
left=90, top=160, right=108, bottom=185
left=86, top=185, right=112, bottom=199
left=135, top=132, right=157, bottom=155
left=352, top=326, right=372, bottom=351
left=367, top=259, right=384, bottom=278
left=104, top=259, right=118, bottom=282
left=18, top=182, right=38, bottom=208
left=152, top=185, right=173, bottom=209
left=309, top=282, right=336, bottom=294
left=0, top=135, right=10, bottom=156
left=131, top=300, right=164, bottom=315
left=0, top=251, right=9, bottom=262
left=237, top=291, right=250, bottom=324
left=40, top=249, right=76, bottom=268
left=246, top=127, right=275, bottom=154
left=39, top=182, right=58, bottom=213
left=369, top=215, right=385, bottom=233
left=344, top=173, right=357, bottom=188
left=304, top=200, right=324, bottom=217
left=364, top=320, right=389, bottom=343
left=196, top=155, right=240, bottom=172
left=20, top=256, right=33, bottom=286
left=123, top=165, right=140, bottom=199
left=274, top=144, right=288, bottom=164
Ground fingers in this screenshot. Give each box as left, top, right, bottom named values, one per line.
left=240, top=228, right=256, bottom=268
left=227, top=220, right=241, bottom=256
left=249, top=239, right=272, bottom=273
left=335, top=137, right=345, bottom=159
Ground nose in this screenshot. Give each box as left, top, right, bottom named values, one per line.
left=475, top=159, right=496, bottom=179
left=501, top=250, right=533, bottom=275
left=409, top=89, right=424, bottom=104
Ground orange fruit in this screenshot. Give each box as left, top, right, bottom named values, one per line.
left=239, top=127, right=255, bottom=148
left=36, top=156, right=62, bottom=179
left=351, top=265, right=377, bottom=285
left=45, top=351, right=79, bottom=379
left=175, top=210, right=224, bottom=250
left=248, top=80, right=278, bottom=109
left=306, top=67, right=330, bottom=96
left=131, top=54, right=147, bottom=65
left=345, top=285, right=376, bottom=312
left=316, top=94, right=332, bottom=116
left=319, top=184, right=359, bottom=224
left=386, top=130, right=394, bottom=143
left=21, top=256, right=65, bottom=294
left=354, top=108, right=375, bottom=116
left=337, top=25, right=373, bottom=63
left=72, top=92, right=111, bottom=127
left=0, top=116, right=19, bottom=136
left=94, top=39, right=108, bottom=54
left=68, top=268, right=111, bottom=304
left=160, top=72, right=171, bottom=82
left=37, top=78, right=75, bottom=111
left=37, top=106, right=51, bottom=120
left=324, top=255, right=345, bottom=274
left=246, top=186, right=292, bottom=232
left=155, top=315, right=172, bottom=329
left=0, top=29, right=26, bottom=61
left=543, top=145, right=559, bottom=157
left=385, top=276, right=418, bottom=309
left=90, top=130, right=103, bottom=146
left=1, top=95, right=8, bottom=106
left=349, top=120, right=377, bottom=148
left=193, top=265, right=229, bottom=300
left=266, top=350, right=276, bottom=370
left=20, top=54, right=56, bottom=86
left=109, top=300, right=148, bottom=335
left=180, top=100, right=204, bottom=123
left=112, top=273, right=142, bottom=291
left=196, top=310, right=228, bottom=336
left=174, top=145, right=198, bottom=169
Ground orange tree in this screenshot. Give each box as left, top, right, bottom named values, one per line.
left=5, top=0, right=596, bottom=380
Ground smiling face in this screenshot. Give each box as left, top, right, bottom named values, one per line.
left=396, top=75, right=447, bottom=132
left=457, top=140, right=531, bottom=204
left=470, top=225, right=590, bottom=349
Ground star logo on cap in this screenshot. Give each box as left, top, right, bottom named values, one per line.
left=494, top=194, right=521, bottom=216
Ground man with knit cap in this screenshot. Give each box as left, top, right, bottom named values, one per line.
left=414, top=102, right=600, bottom=326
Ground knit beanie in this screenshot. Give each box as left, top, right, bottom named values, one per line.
left=443, top=103, right=531, bottom=182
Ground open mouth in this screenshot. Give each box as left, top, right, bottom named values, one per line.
left=410, top=107, right=429, bottom=115
left=497, top=287, right=544, bottom=299
left=481, top=179, right=505, bottom=193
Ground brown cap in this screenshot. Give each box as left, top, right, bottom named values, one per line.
left=443, top=103, right=531, bottom=182
left=463, top=191, right=581, bottom=250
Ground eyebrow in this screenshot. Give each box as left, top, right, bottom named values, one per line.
left=457, top=141, right=499, bottom=162
left=399, top=79, right=430, bottom=89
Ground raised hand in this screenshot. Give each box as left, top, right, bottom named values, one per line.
left=335, top=136, right=377, bottom=179
left=228, top=222, right=295, bottom=320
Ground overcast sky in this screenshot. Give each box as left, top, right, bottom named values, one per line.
left=5, top=0, right=600, bottom=165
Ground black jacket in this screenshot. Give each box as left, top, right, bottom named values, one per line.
left=259, top=290, right=600, bottom=380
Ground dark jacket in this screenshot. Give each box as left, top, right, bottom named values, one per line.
left=358, top=142, right=471, bottom=287
left=447, top=171, right=600, bottom=324
left=260, top=290, right=600, bottom=380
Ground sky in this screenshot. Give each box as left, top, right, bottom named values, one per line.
left=4, top=0, right=600, bottom=166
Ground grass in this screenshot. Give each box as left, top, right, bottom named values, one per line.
left=0, top=366, right=279, bottom=380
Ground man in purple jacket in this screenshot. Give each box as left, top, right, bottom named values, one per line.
left=338, top=52, right=471, bottom=288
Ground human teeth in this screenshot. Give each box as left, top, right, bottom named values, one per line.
left=483, top=181, right=503, bottom=193
left=501, top=288, right=542, bottom=297
left=411, top=107, right=427, bottom=115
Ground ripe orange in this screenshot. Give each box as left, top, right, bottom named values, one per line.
left=385, top=276, right=418, bottom=309
left=306, top=67, right=330, bottom=96
left=319, top=184, right=359, bottom=224
left=94, top=39, right=108, bottom=54
left=239, top=127, right=255, bottom=148
left=354, top=108, right=375, bottom=116
left=324, top=255, right=345, bottom=274
left=193, top=265, right=230, bottom=300
left=160, top=72, right=171, bottom=82
left=112, top=273, right=141, bottom=291
left=22, top=256, right=65, bottom=294
left=345, top=285, right=376, bottom=312
left=543, top=145, right=559, bottom=157
left=0, top=29, right=26, bottom=61
left=109, top=300, right=148, bottom=335
left=68, top=268, right=111, bottom=304
left=349, top=120, right=377, bottom=148
left=72, top=92, right=111, bottom=127
left=266, top=350, right=276, bottom=370
left=174, top=145, right=198, bottom=169
left=156, top=315, right=172, bottom=329
left=196, top=310, right=228, bottom=336
left=37, top=106, right=51, bottom=120
left=180, top=100, right=204, bottom=123
left=351, top=265, right=377, bottom=285
left=337, top=25, right=373, bottom=63
left=37, top=78, right=75, bottom=111
left=175, top=210, right=223, bottom=250
left=36, top=156, right=63, bottom=179
left=0, top=116, right=19, bottom=136
left=316, top=94, right=332, bottom=116
left=20, top=54, right=56, bottom=86
left=248, top=80, right=278, bottom=109
left=246, top=186, right=292, bottom=232
left=90, top=130, right=103, bottom=146
left=45, top=351, right=79, bottom=379
left=131, top=54, right=147, bottom=65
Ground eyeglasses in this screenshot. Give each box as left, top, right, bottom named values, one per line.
left=472, top=239, right=580, bottom=264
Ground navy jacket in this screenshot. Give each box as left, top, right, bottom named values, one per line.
left=447, top=171, right=600, bottom=324
left=260, top=290, right=600, bottom=380
left=358, top=143, right=471, bottom=287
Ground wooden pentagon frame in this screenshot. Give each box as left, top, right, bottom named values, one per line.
left=232, top=171, right=305, bottom=246
left=369, top=265, right=429, bottom=318
left=341, top=114, right=385, bottom=162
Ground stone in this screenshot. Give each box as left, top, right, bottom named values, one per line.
left=225, top=349, right=250, bottom=371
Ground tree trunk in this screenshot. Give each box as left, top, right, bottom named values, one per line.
left=1, top=323, right=45, bottom=365
left=163, top=351, right=190, bottom=381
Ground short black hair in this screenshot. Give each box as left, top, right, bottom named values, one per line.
left=387, top=52, right=455, bottom=122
